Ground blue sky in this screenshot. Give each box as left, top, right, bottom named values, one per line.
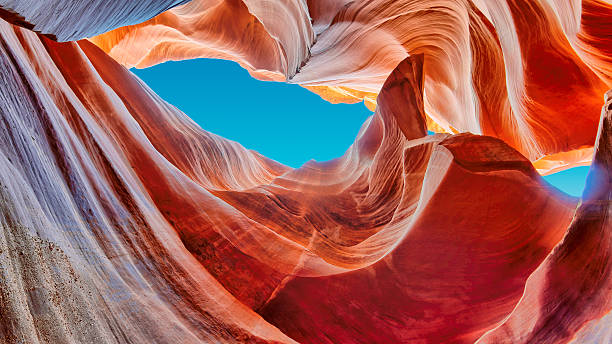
left=132, top=58, right=372, bottom=168
left=542, top=166, right=589, bottom=198
left=131, top=58, right=588, bottom=197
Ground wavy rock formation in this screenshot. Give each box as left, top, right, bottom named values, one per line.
left=0, top=21, right=294, bottom=344
left=477, top=90, right=612, bottom=344
left=84, top=0, right=612, bottom=173
left=0, top=1, right=611, bottom=344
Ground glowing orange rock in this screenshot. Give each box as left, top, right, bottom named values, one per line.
left=87, top=0, right=612, bottom=173
left=0, top=1, right=611, bottom=343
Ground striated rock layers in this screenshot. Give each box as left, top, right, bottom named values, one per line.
left=0, top=1, right=610, bottom=344
left=0, top=0, right=191, bottom=41
left=86, top=0, right=612, bottom=174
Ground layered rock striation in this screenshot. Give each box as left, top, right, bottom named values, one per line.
left=0, top=1, right=611, bottom=343
left=0, top=0, right=190, bottom=41
left=86, top=0, right=612, bottom=173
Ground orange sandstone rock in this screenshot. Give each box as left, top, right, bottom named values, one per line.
left=87, top=0, right=612, bottom=172
left=0, top=1, right=611, bottom=342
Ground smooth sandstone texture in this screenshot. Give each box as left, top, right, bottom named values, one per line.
left=0, top=1, right=611, bottom=344
left=85, top=0, right=612, bottom=173
left=0, top=22, right=295, bottom=344
left=477, top=90, right=612, bottom=344
left=2, top=14, right=611, bottom=342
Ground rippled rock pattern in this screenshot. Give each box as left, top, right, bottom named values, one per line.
left=0, top=0, right=190, bottom=41
left=0, top=1, right=610, bottom=344
left=87, top=0, right=612, bottom=173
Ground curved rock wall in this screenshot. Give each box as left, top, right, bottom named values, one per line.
left=0, top=1, right=610, bottom=343
left=87, top=0, right=612, bottom=173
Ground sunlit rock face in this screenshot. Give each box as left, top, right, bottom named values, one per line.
left=85, top=0, right=612, bottom=173
left=0, top=1, right=611, bottom=344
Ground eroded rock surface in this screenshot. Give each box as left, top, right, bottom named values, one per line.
left=0, top=1, right=610, bottom=343
left=86, top=0, right=612, bottom=173
left=0, top=0, right=190, bottom=41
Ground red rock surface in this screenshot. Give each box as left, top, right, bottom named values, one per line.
left=0, top=1, right=611, bottom=343
left=477, top=90, right=612, bottom=344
